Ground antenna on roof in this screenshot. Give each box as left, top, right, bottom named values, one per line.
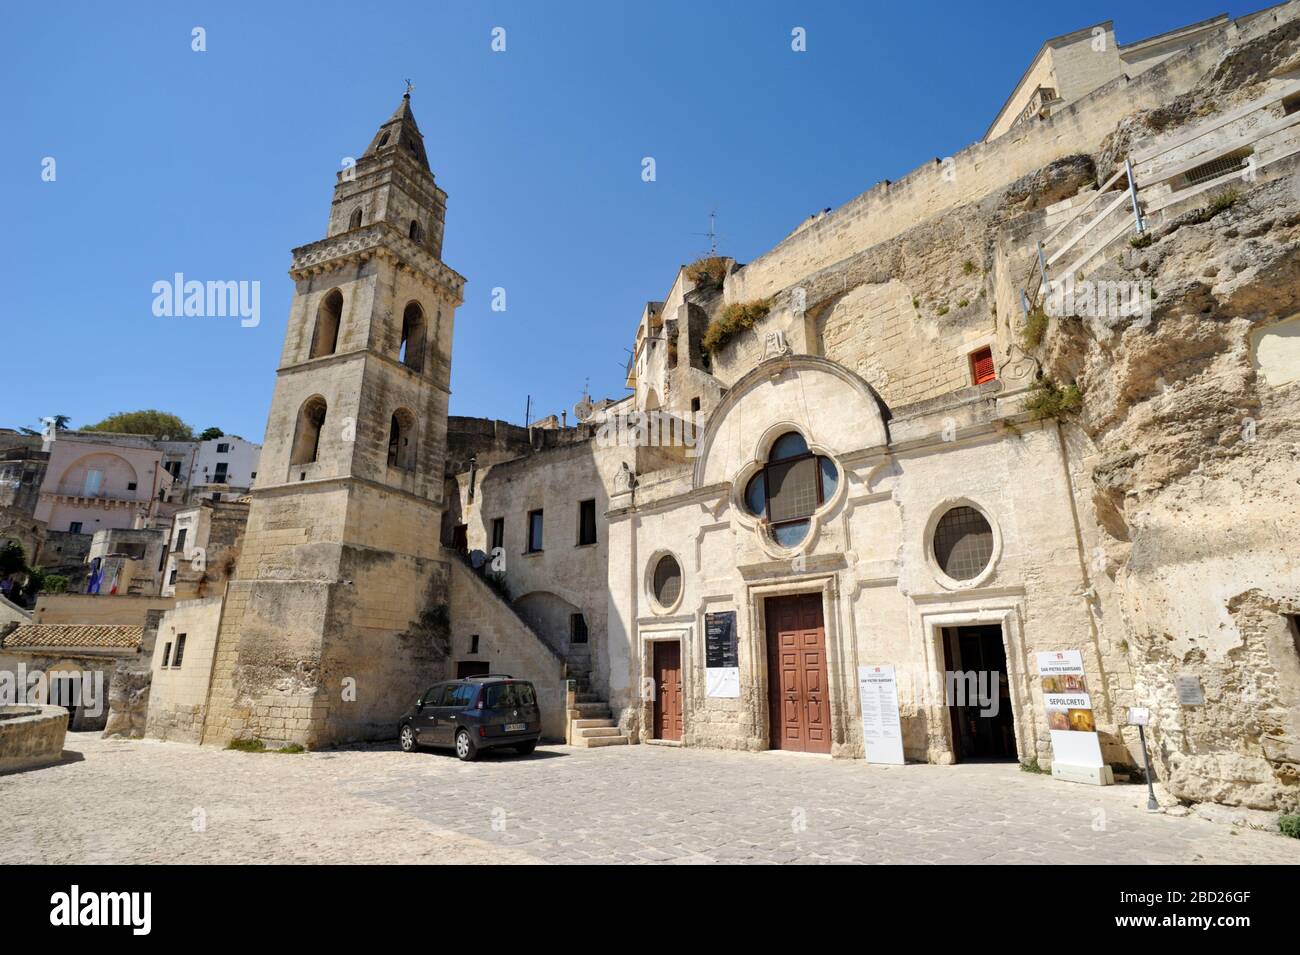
left=693, top=209, right=722, bottom=257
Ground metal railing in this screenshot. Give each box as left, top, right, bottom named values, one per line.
left=1020, top=79, right=1300, bottom=321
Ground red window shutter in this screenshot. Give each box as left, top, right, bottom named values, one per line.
left=970, top=347, right=996, bottom=385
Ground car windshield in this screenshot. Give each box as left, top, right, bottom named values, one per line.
left=484, top=682, right=536, bottom=709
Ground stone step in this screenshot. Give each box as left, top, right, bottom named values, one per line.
left=583, top=734, right=629, bottom=748
left=576, top=725, right=621, bottom=739
left=572, top=718, right=616, bottom=729
left=574, top=692, right=603, bottom=703
left=569, top=702, right=611, bottom=717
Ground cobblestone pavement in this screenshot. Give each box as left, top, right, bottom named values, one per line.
left=2, top=733, right=1297, bottom=864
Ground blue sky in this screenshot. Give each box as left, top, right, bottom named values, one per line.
left=1, top=0, right=1253, bottom=441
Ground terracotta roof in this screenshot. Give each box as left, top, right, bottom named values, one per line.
left=2, top=624, right=142, bottom=650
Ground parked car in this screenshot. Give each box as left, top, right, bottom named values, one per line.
left=398, top=675, right=542, bottom=761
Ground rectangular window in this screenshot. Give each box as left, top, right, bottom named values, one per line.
left=527, top=509, right=544, bottom=553
left=126, top=481, right=137, bottom=491
left=83, top=469, right=103, bottom=496
left=470, top=634, right=480, bottom=654
left=578, top=499, right=597, bottom=546
left=216, top=443, right=230, bottom=453
left=161, top=642, right=173, bottom=668
left=213, top=463, right=228, bottom=483
left=766, top=456, right=818, bottom=524
left=173, top=634, right=187, bottom=668
left=69, top=521, right=82, bottom=534
left=969, top=346, right=996, bottom=385
left=570, top=613, right=589, bottom=644
left=490, top=518, right=504, bottom=551
left=168, top=569, right=177, bottom=585
left=691, top=396, right=701, bottom=412
left=175, top=528, right=187, bottom=553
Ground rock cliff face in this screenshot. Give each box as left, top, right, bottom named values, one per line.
left=1035, top=66, right=1300, bottom=808
left=102, top=661, right=151, bottom=739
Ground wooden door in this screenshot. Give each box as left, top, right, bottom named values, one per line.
left=766, top=593, right=831, bottom=753
left=653, top=641, right=683, bottom=741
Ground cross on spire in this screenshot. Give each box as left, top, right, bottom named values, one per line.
left=404, top=78, right=415, bottom=97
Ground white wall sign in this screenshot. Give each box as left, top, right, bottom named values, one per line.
left=705, top=667, right=739, bottom=698
left=857, top=665, right=904, bottom=765
left=704, top=611, right=740, bottom=698
left=1127, top=706, right=1150, bottom=726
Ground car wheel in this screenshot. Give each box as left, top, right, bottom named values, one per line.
left=399, top=724, right=417, bottom=753
left=514, top=741, right=537, bottom=755
left=455, top=728, right=478, bottom=761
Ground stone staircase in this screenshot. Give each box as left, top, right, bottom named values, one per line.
left=565, top=666, right=628, bottom=748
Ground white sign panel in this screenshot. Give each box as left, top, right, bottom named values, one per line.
left=857, top=665, right=904, bottom=765
left=1036, top=650, right=1104, bottom=769
left=705, top=666, right=740, bottom=698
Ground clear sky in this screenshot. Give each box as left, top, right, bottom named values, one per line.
left=1, top=0, right=1256, bottom=441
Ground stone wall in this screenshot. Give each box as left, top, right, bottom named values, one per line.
left=146, top=597, right=223, bottom=743
left=447, top=558, right=567, bottom=740
left=0, top=705, right=66, bottom=775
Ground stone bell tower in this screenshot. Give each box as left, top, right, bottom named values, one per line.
left=200, top=93, right=465, bottom=748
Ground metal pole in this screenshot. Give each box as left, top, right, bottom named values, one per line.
left=1138, top=724, right=1159, bottom=811
left=1037, top=241, right=1049, bottom=289
left=1125, top=158, right=1145, bottom=234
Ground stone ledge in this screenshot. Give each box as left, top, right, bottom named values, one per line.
left=0, top=704, right=67, bottom=775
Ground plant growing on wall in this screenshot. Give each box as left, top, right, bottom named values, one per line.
left=684, top=256, right=728, bottom=291
left=701, top=298, right=772, bottom=354
left=1024, top=376, right=1083, bottom=420
left=1021, top=305, right=1049, bottom=349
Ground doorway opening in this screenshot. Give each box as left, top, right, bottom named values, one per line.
left=941, top=625, right=1016, bottom=762
left=652, top=640, right=683, bottom=741
left=456, top=660, right=490, bottom=679
left=765, top=592, right=831, bottom=753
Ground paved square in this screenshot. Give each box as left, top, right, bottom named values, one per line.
left=1, top=733, right=1296, bottom=864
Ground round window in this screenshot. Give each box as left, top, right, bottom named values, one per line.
left=652, top=554, right=682, bottom=608
left=741, top=431, right=840, bottom=549
left=932, top=506, right=994, bottom=581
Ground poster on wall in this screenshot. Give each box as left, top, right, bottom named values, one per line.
left=857, top=665, right=905, bottom=765
left=704, top=611, right=739, bottom=698
left=1036, top=650, right=1111, bottom=784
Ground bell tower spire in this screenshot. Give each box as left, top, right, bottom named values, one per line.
left=326, top=86, right=446, bottom=257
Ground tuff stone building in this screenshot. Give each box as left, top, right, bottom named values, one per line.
left=147, top=4, right=1300, bottom=812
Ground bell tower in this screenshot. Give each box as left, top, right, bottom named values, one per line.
left=201, top=93, right=465, bottom=748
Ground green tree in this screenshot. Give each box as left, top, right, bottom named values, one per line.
left=199, top=427, right=225, bottom=441
left=37, top=574, right=68, bottom=595
left=84, top=410, right=195, bottom=441
left=49, top=414, right=71, bottom=431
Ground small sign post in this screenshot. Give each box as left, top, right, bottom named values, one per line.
left=1128, top=706, right=1159, bottom=812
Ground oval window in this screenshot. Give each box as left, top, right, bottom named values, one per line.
left=652, top=554, right=682, bottom=608
left=933, top=506, right=994, bottom=581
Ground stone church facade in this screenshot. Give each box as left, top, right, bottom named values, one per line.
left=150, top=4, right=1300, bottom=812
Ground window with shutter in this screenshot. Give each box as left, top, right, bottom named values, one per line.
left=970, top=347, right=996, bottom=385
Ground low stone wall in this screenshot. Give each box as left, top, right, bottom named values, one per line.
left=0, top=704, right=67, bottom=774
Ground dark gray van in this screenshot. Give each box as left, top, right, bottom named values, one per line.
left=398, top=675, right=542, bottom=761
